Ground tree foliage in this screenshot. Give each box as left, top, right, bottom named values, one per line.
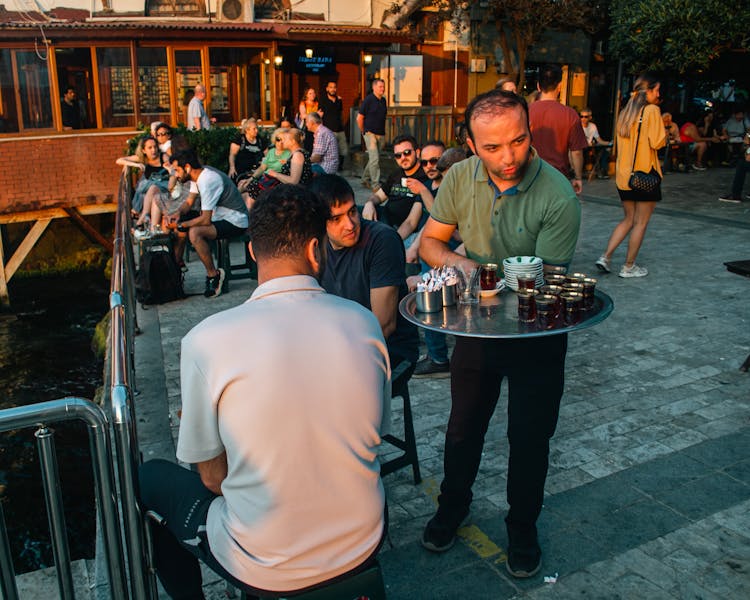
left=609, top=0, right=750, bottom=73
left=429, top=0, right=607, bottom=88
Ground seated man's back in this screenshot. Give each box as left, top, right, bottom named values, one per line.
left=178, top=279, right=388, bottom=591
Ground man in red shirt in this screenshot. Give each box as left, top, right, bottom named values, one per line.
left=529, top=64, right=588, bottom=194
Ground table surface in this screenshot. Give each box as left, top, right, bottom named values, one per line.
left=400, top=289, right=614, bottom=339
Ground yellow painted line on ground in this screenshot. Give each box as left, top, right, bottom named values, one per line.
left=418, top=477, right=507, bottom=562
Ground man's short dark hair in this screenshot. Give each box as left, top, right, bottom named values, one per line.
left=372, top=78, right=385, bottom=87
left=538, top=64, right=562, bottom=92
left=171, top=148, right=202, bottom=169
left=464, top=89, right=529, bottom=142
left=249, top=184, right=328, bottom=259
left=309, top=174, right=354, bottom=209
left=392, top=134, right=418, bottom=149
left=422, top=139, right=446, bottom=151
left=65, top=86, right=76, bottom=95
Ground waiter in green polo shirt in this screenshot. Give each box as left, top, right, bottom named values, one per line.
left=418, top=89, right=581, bottom=580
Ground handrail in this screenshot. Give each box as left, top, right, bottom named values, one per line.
left=0, top=398, right=129, bottom=600
left=108, top=168, right=158, bottom=599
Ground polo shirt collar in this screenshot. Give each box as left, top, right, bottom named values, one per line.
left=476, top=148, right=544, bottom=198
left=250, top=275, right=323, bottom=301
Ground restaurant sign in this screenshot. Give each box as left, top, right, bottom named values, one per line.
left=292, top=51, right=336, bottom=75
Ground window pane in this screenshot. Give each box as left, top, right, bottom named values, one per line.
left=16, top=51, right=53, bottom=129
left=136, top=47, right=170, bottom=124
left=55, top=47, right=95, bottom=129
left=175, top=49, right=203, bottom=127
left=0, top=49, right=19, bottom=133
left=96, top=47, right=135, bottom=128
left=208, top=47, right=264, bottom=124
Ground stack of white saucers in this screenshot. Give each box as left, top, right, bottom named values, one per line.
left=502, top=256, right=544, bottom=291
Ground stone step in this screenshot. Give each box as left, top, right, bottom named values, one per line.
left=15, top=558, right=94, bottom=599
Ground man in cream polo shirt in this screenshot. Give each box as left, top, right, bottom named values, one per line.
left=139, top=184, right=390, bottom=597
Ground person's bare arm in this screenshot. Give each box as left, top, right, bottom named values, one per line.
left=420, top=217, right=477, bottom=273
left=356, top=113, right=365, bottom=133
left=570, top=150, right=584, bottom=194
left=116, top=154, right=145, bottom=171
left=193, top=115, right=202, bottom=130
left=180, top=209, right=213, bottom=228
left=267, top=151, right=303, bottom=184
left=227, top=142, right=240, bottom=178
left=370, top=286, right=399, bottom=339
left=362, top=188, right=388, bottom=221
left=196, top=451, right=227, bottom=495
left=405, top=178, right=435, bottom=212
left=396, top=202, right=423, bottom=240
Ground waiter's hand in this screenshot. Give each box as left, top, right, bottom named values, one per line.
left=571, top=178, right=583, bottom=194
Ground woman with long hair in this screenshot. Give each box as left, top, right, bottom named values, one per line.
left=297, top=87, right=319, bottom=124
left=595, top=73, right=666, bottom=278
left=242, top=128, right=311, bottom=210
left=116, top=135, right=170, bottom=227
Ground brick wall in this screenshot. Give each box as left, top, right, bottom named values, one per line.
left=0, top=133, right=133, bottom=215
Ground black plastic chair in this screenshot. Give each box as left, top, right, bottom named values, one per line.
left=380, top=360, right=421, bottom=484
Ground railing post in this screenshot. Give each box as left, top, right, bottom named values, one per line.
left=35, top=426, right=75, bottom=600
left=0, top=500, right=20, bottom=600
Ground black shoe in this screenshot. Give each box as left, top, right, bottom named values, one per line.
left=719, top=194, right=742, bottom=203
left=505, top=521, right=542, bottom=578
left=421, top=509, right=470, bottom=553
left=413, top=356, right=450, bottom=379
left=204, top=268, right=225, bottom=298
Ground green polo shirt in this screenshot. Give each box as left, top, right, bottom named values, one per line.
left=430, top=150, right=580, bottom=269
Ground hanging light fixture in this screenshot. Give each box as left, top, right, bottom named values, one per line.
left=363, top=54, right=373, bottom=65
left=274, top=55, right=283, bottom=68
left=305, top=48, right=314, bottom=59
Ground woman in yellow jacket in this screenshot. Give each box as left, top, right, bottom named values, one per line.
left=596, top=73, right=666, bottom=278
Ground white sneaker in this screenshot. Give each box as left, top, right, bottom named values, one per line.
left=619, top=264, right=648, bottom=278
left=595, top=255, right=611, bottom=273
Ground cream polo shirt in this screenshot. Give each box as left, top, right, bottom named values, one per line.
left=177, top=275, right=390, bottom=592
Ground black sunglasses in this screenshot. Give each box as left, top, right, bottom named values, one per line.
left=580, top=114, right=592, bottom=119
left=156, top=131, right=169, bottom=137
left=275, top=137, right=283, bottom=142
left=393, top=149, right=413, bottom=159
left=420, top=157, right=439, bottom=167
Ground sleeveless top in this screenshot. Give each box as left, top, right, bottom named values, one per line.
left=282, top=149, right=313, bottom=186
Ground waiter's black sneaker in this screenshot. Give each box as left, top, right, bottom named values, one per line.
left=506, top=547, right=542, bottom=578
left=421, top=509, right=470, bottom=552
left=413, top=356, right=450, bottom=378
left=204, top=268, right=225, bottom=298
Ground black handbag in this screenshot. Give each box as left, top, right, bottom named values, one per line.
left=628, top=108, right=662, bottom=193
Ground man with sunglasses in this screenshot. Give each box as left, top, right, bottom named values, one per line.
left=579, top=108, right=611, bottom=179
left=361, top=135, right=434, bottom=247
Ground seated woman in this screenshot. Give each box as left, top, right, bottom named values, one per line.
left=116, top=135, right=170, bottom=227
left=228, top=117, right=267, bottom=189
left=240, top=127, right=291, bottom=186
left=242, top=128, right=312, bottom=210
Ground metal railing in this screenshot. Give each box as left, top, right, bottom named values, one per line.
left=0, top=170, right=154, bottom=599
left=108, top=169, right=158, bottom=600
left=350, top=106, right=459, bottom=149
left=0, top=398, right=128, bottom=600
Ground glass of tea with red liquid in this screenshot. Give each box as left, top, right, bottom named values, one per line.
left=516, top=273, right=537, bottom=292
left=480, top=263, right=498, bottom=290
left=534, top=294, right=558, bottom=330
left=517, top=289, right=538, bottom=323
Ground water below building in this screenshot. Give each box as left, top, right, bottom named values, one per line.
left=0, top=271, right=109, bottom=573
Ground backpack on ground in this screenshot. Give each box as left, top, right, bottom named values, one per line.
left=136, top=243, right=185, bottom=306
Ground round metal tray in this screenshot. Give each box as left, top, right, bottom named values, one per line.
left=400, top=289, right=613, bottom=339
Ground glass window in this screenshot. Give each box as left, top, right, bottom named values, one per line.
left=208, top=47, right=264, bottom=124
left=175, top=49, right=203, bottom=127
left=136, top=47, right=170, bottom=124
left=0, top=49, right=19, bottom=133
left=55, top=47, right=95, bottom=129
left=16, top=50, right=53, bottom=130
left=96, top=47, right=135, bottom=128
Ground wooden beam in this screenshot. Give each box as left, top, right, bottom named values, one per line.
left=0, top=226, right=8, bottom=307
left=64, top=207, right=114, bottom=254
left=4, top=218, right=52, bottom=282
left=0, top=204, right=116, bottom=225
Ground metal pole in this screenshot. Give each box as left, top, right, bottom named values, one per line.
left=35, top=427, right=75, bottom=600
left=0, top=500, right=20, bottom=600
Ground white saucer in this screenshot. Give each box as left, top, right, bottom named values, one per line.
left=479, top=280, right=506, bottom=298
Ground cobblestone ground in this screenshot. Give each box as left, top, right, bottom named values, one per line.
left=136, top=166, right=749, bottom=598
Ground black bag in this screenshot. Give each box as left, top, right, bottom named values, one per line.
left=628, top=108, right=662, bottom=193
left=136, top=243, right=185, bottom=305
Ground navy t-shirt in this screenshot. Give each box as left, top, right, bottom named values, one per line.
left=321, top=219, right=418, bottom=366
left=381, top=168, right=431, bottom=228
left=358, top=94, right=387, bottom=136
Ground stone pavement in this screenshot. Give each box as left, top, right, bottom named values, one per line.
left=134, top=165, right=749, bottom=598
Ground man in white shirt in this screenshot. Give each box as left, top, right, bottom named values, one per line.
left=579, top=108, right=611, bottom=179
left=187, top=84, right=212, bottom=130
left=139, top=183, right=390, bottom=597
left=170, top=148, right=249, bottom=297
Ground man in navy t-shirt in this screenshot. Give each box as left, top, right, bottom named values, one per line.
left=311, top=174, right=418, bottom=369
left=357, top=79, right=387, bottom=189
